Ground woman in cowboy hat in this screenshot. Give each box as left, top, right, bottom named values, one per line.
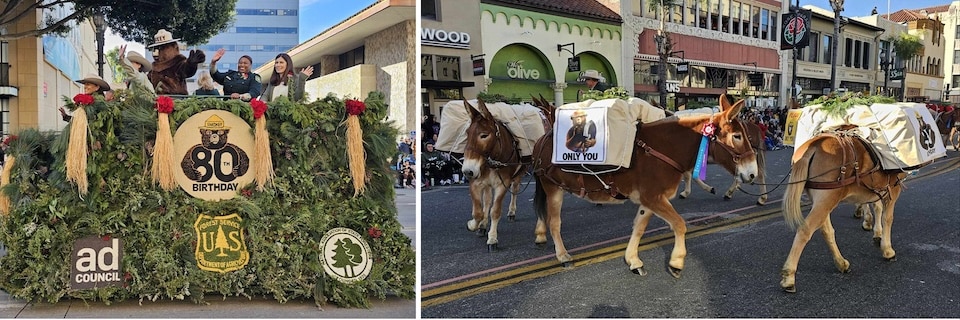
left=59, top=74, right=112, bottom=121
left=118, top=44, right=156, bottom=94
left=146, top=29, right=205, bottom=95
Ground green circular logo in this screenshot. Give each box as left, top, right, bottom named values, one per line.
left=319, top=228, right=373, bottom=283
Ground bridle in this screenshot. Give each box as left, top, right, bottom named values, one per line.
left=464, top=119, right=525, bottom=170
left=709, top=116, right=756, bottom=163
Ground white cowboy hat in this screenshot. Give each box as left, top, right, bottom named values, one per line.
left=582, top=69, right=605, bottom=82
left=75, top=74, right=111, bottom=91
left=147, top=29, right=181, bottom=48
left=126, top=51, right=152, bottom=72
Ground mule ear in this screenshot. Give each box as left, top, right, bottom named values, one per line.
left=465, top=100, right=481, bottom=119
left=723, top=99, right=745, bottom=122
left=477, top=99, right=495, bottom=120
left=718, top=93, right=729, bottom=112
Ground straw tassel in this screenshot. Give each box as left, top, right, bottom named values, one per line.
left=66, top=95, right=93, bottom=196
left=251, top=99, right=274, bottom=190
left=152, top=96, right=176, bottom=190
left=0, top=155, right=15, bottom=215
left=345, top=99, right=367, bottom=197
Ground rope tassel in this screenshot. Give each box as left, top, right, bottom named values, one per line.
left=0, top=155, right=15, bottom=215
left=152, top=96, right=176, bottom=190
left=66, top=95, right=93, bottom=196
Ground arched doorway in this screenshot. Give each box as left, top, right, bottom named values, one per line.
left=564, top=51, right=616, bottom=102
left=487, top=43, right=555, bottom=102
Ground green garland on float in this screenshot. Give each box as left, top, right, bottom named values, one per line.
left=807, top=92, right=897, bottom=119
left=0, top=90, right=414, bottom=307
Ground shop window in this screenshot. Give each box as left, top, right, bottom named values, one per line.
left=435, top=55, right=461, bottom=82
left=422, top=0, right=439, bottom=20
left=435, top=88, right=462, bottom=100
left=421, top=55, right=434, bottom=80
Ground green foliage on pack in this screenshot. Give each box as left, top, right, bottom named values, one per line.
left=0, top=91, right=414, bottom=307
left=581, top=87, right=631, bottom=101
left=807, top=92, right=897, bottom=119
left=476, top=91, right=523, bottom=104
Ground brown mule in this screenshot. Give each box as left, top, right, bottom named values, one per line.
left=531, top=94, right=758, bottom=277
left=680, top=120, right=768, bottom=205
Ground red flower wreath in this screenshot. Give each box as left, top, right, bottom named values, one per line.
left=345, top=99, right=365, bottom=116
left=155, top=95, right=174, bottom=114
left=250, top=99, right=268, bottom=119
left=73, top=94, right=94, bottom=106
left=2, top=135, right=17, bottom=146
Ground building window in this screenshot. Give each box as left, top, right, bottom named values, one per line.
left=822, top=35, right=832, bottom=64
left=862, top=43, right=870, bottom=70
left=853, top=41, right=861, bottom=68
left=434, top=55, right=461, bottom=81
left=235, top=9, right=298, bottom=16
left=770, top=10, right=778, bottom=43
left=760, top=8, right=769, bottom=40
left=339, top=46, right=365, bottom=70
left=422, top=0, right=439, bottom=20
left=844, top=38, right=853, bottom=67
left=422, top=55, right=434, bottom=80
left=807, top=32, right=819, bottom=63
left=952, top=75, right=960, bottom=88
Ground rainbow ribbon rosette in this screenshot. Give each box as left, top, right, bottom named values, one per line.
left=345, top=99, right=367, bottom=196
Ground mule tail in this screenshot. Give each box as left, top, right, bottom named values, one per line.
left=533, top=174, right=547, bottom=223
left=782, top=147, right=813, bottom=230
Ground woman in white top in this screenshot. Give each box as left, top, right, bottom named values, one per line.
left=260, top=53, right=314, bottom=102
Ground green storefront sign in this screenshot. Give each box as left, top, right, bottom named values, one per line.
left=488, top=44, right=555, bottom=102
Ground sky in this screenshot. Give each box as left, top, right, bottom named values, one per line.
left=298, top=0, right=380, bottom=43
left=804, top=0, right=952, bottom=17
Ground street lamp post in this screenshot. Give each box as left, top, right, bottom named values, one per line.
left=656, top=0, right=668, bottom=109
left=92, top=13, right=106, bottom=78
left=829, top=0, right=844, bottom=94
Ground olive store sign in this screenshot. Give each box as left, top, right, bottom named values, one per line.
left=71, top=236, right=123, bottom=290
left=174, top=110, right=255, bottom=201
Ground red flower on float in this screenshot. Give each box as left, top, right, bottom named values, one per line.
left=156, top=95, right=174, bottom=114
left=73, top=94, right=94, bottom=106
left=367, top=226, right=382, bottom=239
left=345, top=99, right=366, bottom=116
left=251, top=99, right=268, bottom=119
left=2, top=135, right=17, bottom=146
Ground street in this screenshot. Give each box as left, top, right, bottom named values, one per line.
left=420, top=146, right=960, bottom=317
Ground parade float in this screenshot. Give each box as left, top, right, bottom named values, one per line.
left=0, top=88, right=415, bottom=307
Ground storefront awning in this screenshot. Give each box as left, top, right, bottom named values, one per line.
left=422, top=80, right=475, bottom=89
left=636, top=54, right=780, bottom=74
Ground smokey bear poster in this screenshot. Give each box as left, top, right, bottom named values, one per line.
left=553, top=107, right=607, bottom=164
left=174, top=110, right=255, bottom=200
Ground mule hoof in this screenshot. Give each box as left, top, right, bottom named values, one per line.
left=853, top=211, right=863, bottom=219
left=630, top=267, right=647, bottom=276
left=476, top=228, right=487, bottom=237
left=873, top=237, right=881, bottom=247
left=534, top=242, right=546, bottom=249
left=561, top=261, right=574, bottom=269
left=756, top=199, right=766, bottom=206
left=487, top=244, right=498, bottom=252
left=668, top=266, right=682, bottom=279
left=508, top=215, right=515, bottom=222
left=679, top=194, right=687, bottom=199
left=886, top=255, right=897, bottom=262
left=783, top=286, right=797, bottom=293
left=709, top=188, right=716, bottom=194
left=723, top=195, right=732, bottom=201
left=862, top=225, right=873, bottom=231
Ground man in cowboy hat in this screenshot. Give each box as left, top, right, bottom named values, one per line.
left=147, top=29, right=205, bottom=95
left=582, top=69, right=608, bottom=92
left=59, top=74, right=112, bottom=121
left=118, top=44, right=155, bottom=94
left=565, top=109, right=597, bottom=153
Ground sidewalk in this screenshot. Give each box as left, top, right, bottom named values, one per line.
left=0, top=190, right=418, bottom=318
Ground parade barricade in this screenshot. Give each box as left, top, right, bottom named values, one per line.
left=0, top=91, right=414, bottom=307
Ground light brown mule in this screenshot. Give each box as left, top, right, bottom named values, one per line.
left=532, top=94, right=758, bottom=277
left=460, top=100, right=529, bottom=251
left=680, top=120, right=768, bottom=205
left=780, top=128, right=907, bottom=293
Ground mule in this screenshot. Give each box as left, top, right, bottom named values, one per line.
left=460, top=100, right=531, bottom=251
left=780, top=127, right=907, bottom=293
left=679, top=121, right=768, bottom=205
left=531, top=94, right=758, bottom=277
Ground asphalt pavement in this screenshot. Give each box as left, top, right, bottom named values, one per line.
left=0, top=189, right=418, bottom=318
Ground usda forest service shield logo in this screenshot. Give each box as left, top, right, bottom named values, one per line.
left=174, top=110, right=255, bottom=200
left=194, top=214, right=249, bottom=273
left=319, top=228, right=373, bottom=283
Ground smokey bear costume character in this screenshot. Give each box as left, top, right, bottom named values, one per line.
left=147, top=29, right=205, bottom=95
left=565, top=109, right=597, bottom=153
left=181, top=115, right=250, bottom=182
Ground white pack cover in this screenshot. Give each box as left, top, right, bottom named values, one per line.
left=433, top=100, right=546, bottom=157
left=793, top=102, right=947, bottom=170
left=673, top=106, right=721, bottom=119
left=552, top=98, right=665, bottom=168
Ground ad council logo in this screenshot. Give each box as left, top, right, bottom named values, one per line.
left=319, top=228, right=373, bottom=283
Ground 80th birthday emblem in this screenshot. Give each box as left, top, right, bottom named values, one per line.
left=174, top=110, right=255, bottom=200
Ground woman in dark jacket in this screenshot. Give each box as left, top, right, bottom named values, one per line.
left=209, top=48, right=260, bottom=101
left=260, top=53, right=314, bottom=102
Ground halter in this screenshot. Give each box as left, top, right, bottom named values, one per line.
left=707, top=115, right=756, bottom=163
left=464, top=119, right=525, bottom=170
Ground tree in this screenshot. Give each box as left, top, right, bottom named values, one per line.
left=331, top=238, right=363, bottom=278
left=891, top=32, right=923, bottom=101
left=0, top=0, right=237, bottom=45
left=105, top=46, right=124, bottom=83
left=214, top=225, right=229, bottom=257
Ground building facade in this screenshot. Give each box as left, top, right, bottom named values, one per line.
left=943, top=2, right=960, bottom=102
left=853, top=13, right=907, bottom=99
left=254, top=0, right=417, bottom=138
left=480, top=0, right=623, bottom=107
left=420, top=0, right=485, bottom=118
left=887, top=6, right=947, bottom=102
left=624, top=0, right=783, bottom=111
left=196, top=0, right=300, bottom=75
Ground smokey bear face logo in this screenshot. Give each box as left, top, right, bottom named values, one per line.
left=201, top=129, right=229, bottom=150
